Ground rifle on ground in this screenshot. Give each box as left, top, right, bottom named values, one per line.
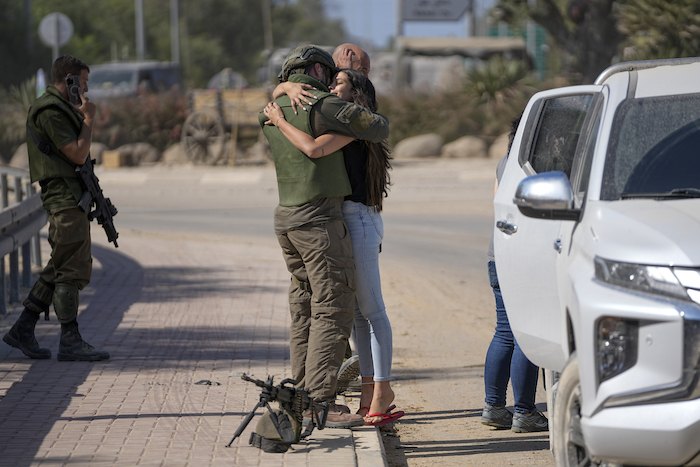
left=226, top=373, right=328, bottom=449
left=77, top=157, right=119, bottom=247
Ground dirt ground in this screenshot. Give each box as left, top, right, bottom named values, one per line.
left=373, top=262, right=554, bottom=467
left=344, top=158, right=557, bottom=467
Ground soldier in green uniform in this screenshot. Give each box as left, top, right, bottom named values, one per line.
left=2, top=55, right=109, bottom=362
left=259, top=45, right=389, bottom=428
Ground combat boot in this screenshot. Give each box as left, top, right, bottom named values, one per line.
left=53, top=284, right=109, bottom=361
left=2, top=308, right=51, bottom=359
left=57, top=320, right=110, bottom=361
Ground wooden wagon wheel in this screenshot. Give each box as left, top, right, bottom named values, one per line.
left=181, top=109, right=225, bottom=164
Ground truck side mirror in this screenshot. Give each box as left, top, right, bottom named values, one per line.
left=513, top=171, right=581, bottom=221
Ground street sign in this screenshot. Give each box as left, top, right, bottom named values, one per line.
left=38, top=12, right=74, bottom=62
left=38, top=12, right=74, bottom=47
left=402, top=0, right=470, bottom=21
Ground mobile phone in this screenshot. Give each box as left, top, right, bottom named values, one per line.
left=65, top=76, right=82, bottom=105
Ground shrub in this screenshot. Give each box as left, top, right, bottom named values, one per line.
left=379, top=58, right=540, bottom=147
left=0, top=76, right=37, bottom=162
left=92, top=90, right=189, bottom=152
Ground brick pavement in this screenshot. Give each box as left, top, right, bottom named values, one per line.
left=0, top=230, right=386, bottom=466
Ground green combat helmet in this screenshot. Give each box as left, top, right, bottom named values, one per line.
left=278, top=44, right=338, bottom=82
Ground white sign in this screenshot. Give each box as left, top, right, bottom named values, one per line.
left=403, top=0, right=470, bottom=21
left=38, top=12, right=74, bottom=47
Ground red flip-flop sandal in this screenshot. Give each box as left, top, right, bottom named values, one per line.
left=358, top=405, right=395, bottom=415
left=364, top=410, right=405, bottom=426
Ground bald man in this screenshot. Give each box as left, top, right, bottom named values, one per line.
left=333, top=43, right=370, bottom=76
left=273, top=43, right=371, bottom=113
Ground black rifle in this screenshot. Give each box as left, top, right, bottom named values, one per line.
left=226, top=374, right=328, bottom=448
left=25, top=123, right=119, bottom=248
left=77, top=158, right=119, bottom=247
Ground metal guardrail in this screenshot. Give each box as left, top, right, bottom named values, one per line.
left=0, top=165, right=47, bottom=316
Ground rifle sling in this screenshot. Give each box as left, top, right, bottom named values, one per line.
left=26, top=124, right=57, bottom=157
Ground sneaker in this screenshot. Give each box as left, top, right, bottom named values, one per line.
left=511, top=411, right=549, bottom=433
left=481, top=405, right=513, bottom=429
left=346, top=376, right=362, bottom=391
left=303, top=403, right=364, bottom=429
left=335, top=355, right=360, bottom=394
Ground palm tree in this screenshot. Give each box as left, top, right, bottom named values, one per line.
left=0, top=76, right=37, bottom=161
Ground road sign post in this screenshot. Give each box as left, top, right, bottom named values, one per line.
left=38, top=12, right=73, bottom=62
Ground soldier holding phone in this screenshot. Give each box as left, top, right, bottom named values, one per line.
left=3, top=55, right=109, bottom=361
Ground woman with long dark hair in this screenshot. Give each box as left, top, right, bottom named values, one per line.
left=264, top=69, right=401, bottom=426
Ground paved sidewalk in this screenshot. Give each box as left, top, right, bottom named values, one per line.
left=0, top=229, right=387, bottom=466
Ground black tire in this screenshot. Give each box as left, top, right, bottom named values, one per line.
left=553, top=352, right=600, bottom=467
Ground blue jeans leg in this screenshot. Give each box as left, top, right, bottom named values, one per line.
left=483, top=261, right=539, bottom=414
left=343, top=201, right=393, bottom=382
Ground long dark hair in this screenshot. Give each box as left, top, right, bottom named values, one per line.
left=339, top=69, right=392, bottom=212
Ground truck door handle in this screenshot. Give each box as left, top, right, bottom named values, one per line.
left=496, top=220, right=518, bottom=235
left=554, top=239, right=563, bottom=252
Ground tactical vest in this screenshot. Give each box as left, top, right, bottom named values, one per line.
left=262, top=80, right=351, bottom=207
left=26, top=86, right=83, bottom=184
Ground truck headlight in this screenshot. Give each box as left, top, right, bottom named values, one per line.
left=596, top=317, right=638, bottom=383
left=594, top=257, right=688, bottom=300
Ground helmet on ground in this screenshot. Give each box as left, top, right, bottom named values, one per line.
left=278, top=44, right=338, bottom=82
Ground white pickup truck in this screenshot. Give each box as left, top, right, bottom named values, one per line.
left=493, top=57, right=700, bottom=467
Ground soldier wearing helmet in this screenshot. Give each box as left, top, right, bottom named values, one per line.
left=259, top=44, right=389, bottom=429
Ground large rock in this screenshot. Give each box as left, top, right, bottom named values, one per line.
left=393, top=133, right=443, bottom=159
left=441, top=136, right=487, bottom=158
left=162, top=142, right=189, bottom=164
left=488, top=132, right=511, bottom=159
left=113, top=142, right=161, bottom=165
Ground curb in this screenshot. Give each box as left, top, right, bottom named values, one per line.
left=353, top=425, right=388, bottom=467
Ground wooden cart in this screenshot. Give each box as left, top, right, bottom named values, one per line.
left=181, top=87, right=270, bottom=164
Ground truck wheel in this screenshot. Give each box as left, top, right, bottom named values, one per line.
left=553, top=353, right=599, bottom=466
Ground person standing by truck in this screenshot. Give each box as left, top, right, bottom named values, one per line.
left=481, top=118, right=548, bottom=432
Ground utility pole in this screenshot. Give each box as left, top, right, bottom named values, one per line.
left=170, top=0, right=179, bottom=63
left=394, top=0, right=404, bottom=90
left=25, top=0, right=33, bottom=57
left=135, top=0, right=145, bottom=60
left=262, top=0, right=274, bottom=53
left=468, top=0, right=476, bottom=37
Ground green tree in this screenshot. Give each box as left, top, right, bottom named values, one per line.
left=493, top=0, right=700, bottom=83
left=618, top=0, right=700, bottom=60
left=273, top=0, right=346, bottom=48
left=0, top=0, right=46, bottom=89
left=494, top=0, right=624, bottom=83
left=2, top=0, right=347, bottom=89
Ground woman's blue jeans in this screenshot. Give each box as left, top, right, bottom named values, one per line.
left=343, top=201, right=393, bottom=382
left=484, top=261, right=539, bottom=414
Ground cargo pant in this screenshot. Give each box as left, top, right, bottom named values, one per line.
left=274, top=197, right=356, bottom=403
left=23, top=206, right=92, bottom=323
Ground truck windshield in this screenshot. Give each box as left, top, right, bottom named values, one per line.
left=602, top=93, right=700, bottom=200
